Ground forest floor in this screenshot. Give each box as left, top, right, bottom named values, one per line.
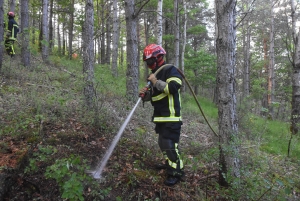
left=1, top=54, right=299, bottom=201
left=0, top=55, right=222, bottom=201
left=0, top=114, right=219, bottom=201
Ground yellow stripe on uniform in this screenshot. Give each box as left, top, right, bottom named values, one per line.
left=153, top=116, right=182, bottom=122
left=152, top=93, right=167, bottom=101
left=166, top=143, right=184, bottom=169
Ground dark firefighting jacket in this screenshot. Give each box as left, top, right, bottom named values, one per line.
left=150, top=64, right=182, bottom=122
left=7, top=17, right=19, bottom=39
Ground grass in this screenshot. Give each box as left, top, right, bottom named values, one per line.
left=1, top=55, right=299, bottom=200
left=182, top=92, right=300, bottom=160
left=182, top=94, right=218, bottom=119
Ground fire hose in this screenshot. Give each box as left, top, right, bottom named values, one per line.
left=89, top=64, right=218, bottom=179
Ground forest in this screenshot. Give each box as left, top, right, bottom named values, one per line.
left=0, top=0, right=300, bottom=200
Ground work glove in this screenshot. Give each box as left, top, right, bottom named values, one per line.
left=147, top=74, right=167, bottom=92
left=139, top=86, right=151, bottom=101
left=147, top=74, right=157, bottom=85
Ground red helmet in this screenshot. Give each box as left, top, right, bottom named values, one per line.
left=143, top=44, right=166, bottom=61
left=7, top=12, right=15, bottom=17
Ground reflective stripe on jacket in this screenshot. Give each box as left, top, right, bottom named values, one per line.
left=7, top=18, right=19, bottom=39
left=151, top=64, right=182, bottom=122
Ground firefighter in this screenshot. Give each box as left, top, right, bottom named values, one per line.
left=5, top=11, right=19, bottom=57
left=139, top=44, right=184, bottom=186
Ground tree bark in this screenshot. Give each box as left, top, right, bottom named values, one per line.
left=0, top=0, right=4, bottom=70
left=105, top=1, right=112, bottom=64
left=173, top=0, right=179, bottom=67
left=68, top=0, right=75, bottom=59
left=9, top=0, right=15, bottom=12
left=156, top=0, right=163, bottom=46
left=268, top=2, right=275, bottom=118
left=42, top=0, right=49, bottom=63
left=180, top=0, right=187, bottom=92
left=215, top=0, right=240, bottom=187
left=100, top=0, right=105, bottom=64
left=49, top=0, right=53, bottom=52
left=83, top=0, right=95, bottom=108
left=21, top=0, right=30, bottom=67
left=290, top=0, right=300, bottom=135
left=111, top=0, right=119, bottom=77
left=124, top=0, right=139, bottom=101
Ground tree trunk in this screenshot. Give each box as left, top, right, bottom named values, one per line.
left=215, top=0, right=240, bottom=187
left=261, top=36, right=268, bottom=116
left=57, top=16, right=61, bottom=55
left=9, top=0, right=15, bottom=11
left=49, top=0, right=53, bottom=52
left=0, top=0, right=3, bottom=70
left=243, top=17, right=251, bottom=98
left=68, top=0, right=74, bottom=59
left=100, top=0, right=105, bottom=64
left=268, top=2, right=275, bottom=118
left=42, top=0, right=49, bottom=63
left=173, top=0, right=179, bottom=67
left=21, top=0, right=30, bottom=67
left=62, top=21, right=66, bottom=56
left=156, top=0, right=163, bottom=46
left=105, top=1, right=112, bottom=64
left=111, top=0, right=119, bottom=77
left=124, top=0, right=139, bottom=100
left=143, top=14, right=150, bottom=81
left=290, top=0, right=300, bottom=136
left=180, top=0, right=187, bottom=92
left=83, top=0, right=95, bottom=108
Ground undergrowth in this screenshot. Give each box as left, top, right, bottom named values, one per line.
left=0, top=55, right=299, bottom=200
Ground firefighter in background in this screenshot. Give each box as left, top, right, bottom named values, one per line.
left=5, top=11, right=19, bottom=57
left=139, top=44, right=184, bottom=186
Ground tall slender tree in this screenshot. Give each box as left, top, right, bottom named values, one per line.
left=9, top=0, right=15, bottom=11
left=111, top=0, right=119, bottom=77
left=124, top=0, right=139, bottom=100
left=20, top=0, right=30, bottom=67
left=0, top=0, right=3, bottom=70
left=105, top=1, right=112, bottom=64
left=268, top=1, right=275, bottom=118
left=49, top=0, right=54, bottom=52
left=173, top=0, right=179, bottom=67
left=180, top=0, right=187, bottom=92
left=290, top=0, right=300, bottom=136
left=68, top=0, right=75, bottom=59
left=83, top=0, right=95, bottom=108
left=156, top=0, right=163, bottom=46
left=42, top=0, right=49, bottom=63
left=215, top=0, right=240, bottom=187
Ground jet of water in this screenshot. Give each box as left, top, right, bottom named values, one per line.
left=88, top=98, right=142, bottom=179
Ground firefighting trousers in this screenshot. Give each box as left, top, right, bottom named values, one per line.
left=155, top=122, right=184, bottom=177
left=5, top=39, right=15, bottom=56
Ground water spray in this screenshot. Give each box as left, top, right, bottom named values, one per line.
left=88, top=97, right=142, bottom=179
left=87, top=64, right=218, bottom=179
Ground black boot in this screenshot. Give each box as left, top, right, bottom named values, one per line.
left=164, top=175, right=180, bottom=186
left=164, top=171, right=184, bottom=186
left=155, top=163, right=167, bottom=170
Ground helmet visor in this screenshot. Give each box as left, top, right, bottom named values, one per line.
left=145, top=57, right=156, bottom=66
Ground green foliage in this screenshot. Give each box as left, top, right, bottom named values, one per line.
left=187, top=25, right=207, bottom=35
left=240, top=111, right=300, bottom=159
left=185, top=48, right=216, bottom=88
left=221, top=149, right=299, bottom=200
left=25, top=145, right=57, bottom=173
left=162, top=34, right=175, bottom=43
left=44, top=155, right=89, bottom=201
